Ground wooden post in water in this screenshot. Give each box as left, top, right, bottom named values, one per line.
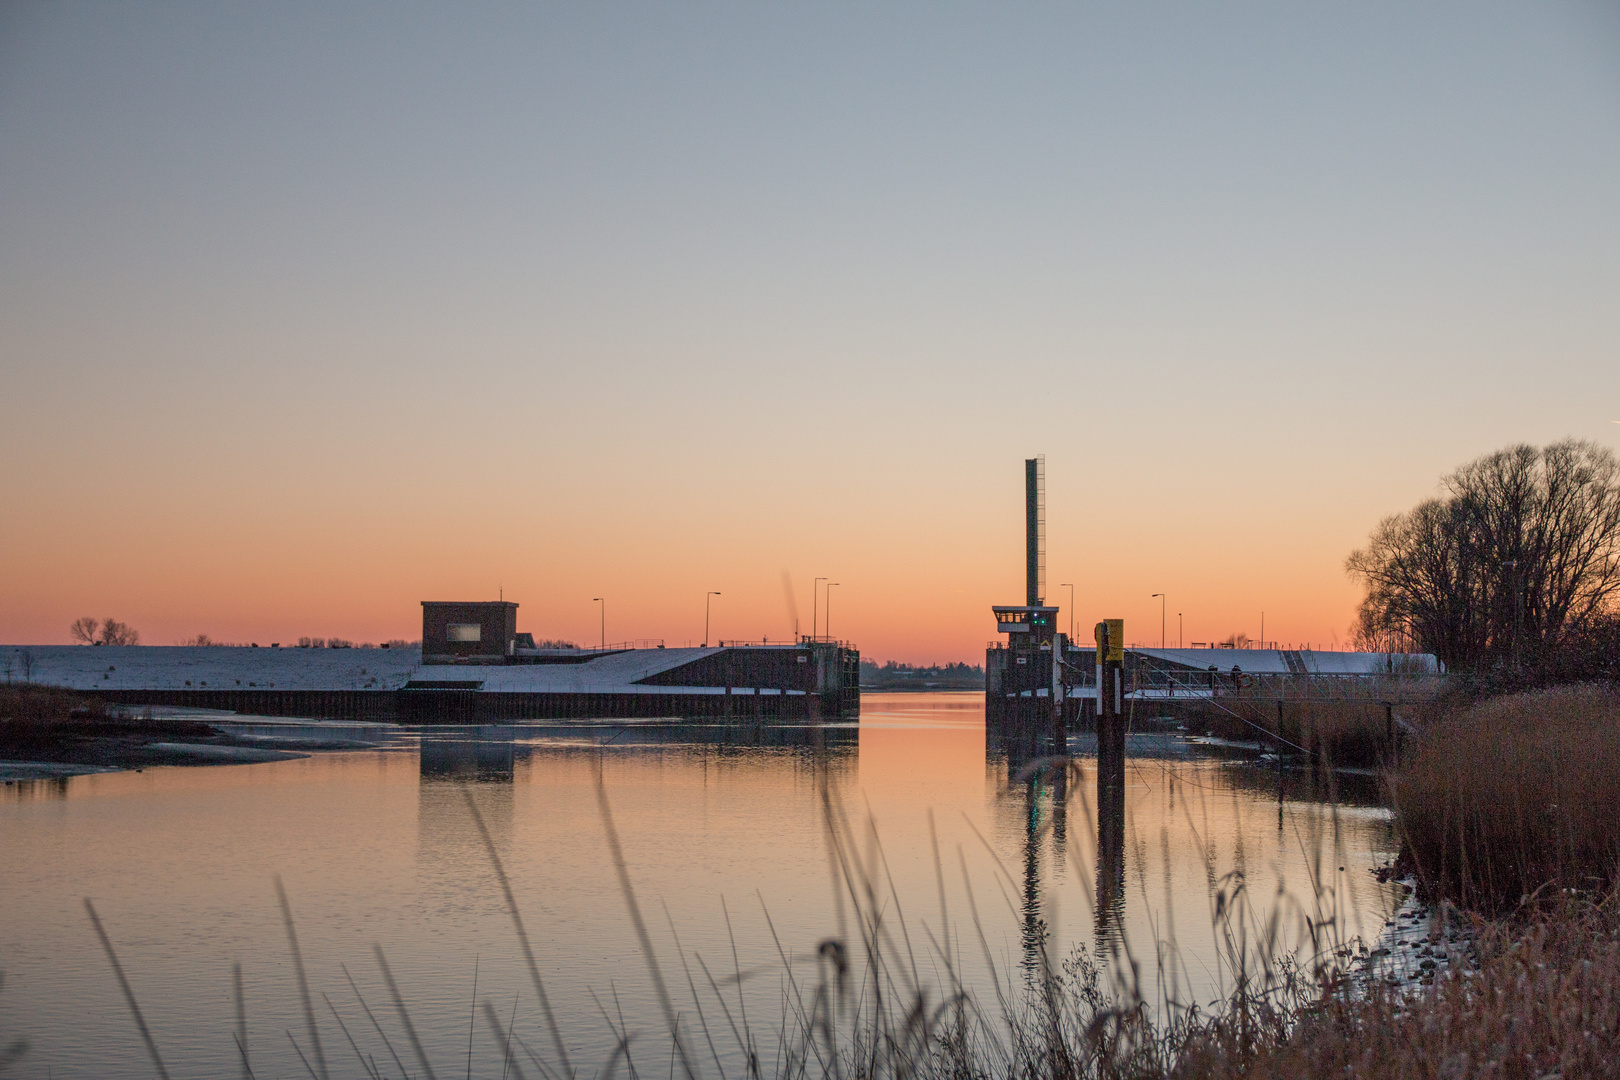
left=1095, top=619, right=1125, bottom=843
left=1095, top=618, right=1126, bottom=914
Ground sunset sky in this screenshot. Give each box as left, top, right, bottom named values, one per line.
left=2, top=2, right=1618, bottom=661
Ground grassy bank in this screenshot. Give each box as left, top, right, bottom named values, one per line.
left=0, top=684, right=216, bottom=764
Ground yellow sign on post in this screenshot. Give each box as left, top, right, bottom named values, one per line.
left=1094, top=619, right=1124, bottom=663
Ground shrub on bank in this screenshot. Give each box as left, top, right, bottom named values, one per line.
left=0, top=685, right=212, bottom=759
left=0, top=685, right=99, bottom=756
left=1393, top=683, right=1620, bottom=911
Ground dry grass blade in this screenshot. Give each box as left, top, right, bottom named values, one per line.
left=287, top=1029, right=321, bottom=1080
left=722, top=897, right=761, bottom=1080
left=374, top=944, right=440, bottom=1080
left=231, top=1032, right=258, bottom=1080
left=481, top=998, right=529, bottom=1080
left=324, top=992, right=382, bottom=1080
left=83, top=898, right=173, bottom=1080
left=274, top=876, right=330, bottom=1080
left=459, top=785, right=574, bottom=1078
left=233, top=961, right=250, bottom=1080
left=660, top=903, right=727, bottom=1080
left=595, top=769, right=702, bottom=1080
left=342, top=962, right=412, bottom=1080
left=692, top=954, right=746, bottom=1065
left=467, top=953, right=479, bottom=1080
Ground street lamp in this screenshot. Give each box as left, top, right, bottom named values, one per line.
left=704, top=591, right=721, bottom=647
left=826, top=583, right=840, bottom=641
left=813, top=577, right=827, bottom=640
left=1152, top=594, right=1165, bottom=649
left=1059, top=583, right=1075, bottom=642
left=1178, top=612, right=1183, bottom=649
left=592, top=598, right=604, bottom=649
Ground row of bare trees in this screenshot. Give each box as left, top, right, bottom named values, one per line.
left=1347, top=439, right=1620, bottom=672
left=68, top=617, right=140, bottom=646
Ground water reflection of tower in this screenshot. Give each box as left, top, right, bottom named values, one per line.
left=1018, top=770, right=1046, bottom=985
left=419, top=728, right=518, bottom=782
left=417, top=727, right=519, bottom=910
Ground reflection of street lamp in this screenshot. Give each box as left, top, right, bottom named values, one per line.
left=704, top=591, right=721, bottom=647
left=592, top=598, right=604, bottom=649
left=1060, top=583, right=1075, bottom=642
left=813, top=577, right=827, bottom=640
left=1152, top=594, right=1165, bottom=649
left=826, top=583, right=840, bottom=641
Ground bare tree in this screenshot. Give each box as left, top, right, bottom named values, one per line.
left=69, top=617, right=101, bottom=645
left=1348, top=439, right=1620, bottom=670
left=98, top=619, right=140, bottom=646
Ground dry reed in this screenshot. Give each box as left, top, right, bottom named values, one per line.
left=1394, top=683, right=1620, bottom=911
left=1176, top=893, right=1620, bottom=1080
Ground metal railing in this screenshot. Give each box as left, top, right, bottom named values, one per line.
left=544, top=639, right=666, bottom=654
left=1118, top=667, right=1443, bottom=704
left=713, top=638, right=807, bottom=648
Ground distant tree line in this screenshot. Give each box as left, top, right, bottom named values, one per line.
left=1347, top=439, right=1620, bottom=679
left=859, top=659, right=985, bottom=688
left=64, top=625, right=422, bottom=649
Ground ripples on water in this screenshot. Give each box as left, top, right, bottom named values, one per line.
left=0, top=692, right=1399, bottom=1078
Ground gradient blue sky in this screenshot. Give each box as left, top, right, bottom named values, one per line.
left=2, top=2, right=1618, bottom=659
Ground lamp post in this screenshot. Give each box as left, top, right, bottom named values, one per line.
left=1060, top=583, right=1075, bottom=642
left=592, top=598, right=605, bottom=649
left=813, top=577, right=827, bottom=640
left=705, top=591, right=721, bottom=648
left=1178, top=612, right=1183, bottom=650
left=826, top=583, right=840, bottom=641
left=1152, top=594, right=1165, bottom=649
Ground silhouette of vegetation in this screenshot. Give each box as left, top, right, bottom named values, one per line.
left=0, top=685, right=213, bottom=762
left=68, top=617, right=140, bottom=646
left=1394, top=682, right=1620, bottom=913
left=1348, top=439, right=1620, bottom=679
left=859, top=659, right=984, bottom=689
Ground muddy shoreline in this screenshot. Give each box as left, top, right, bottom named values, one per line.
left=0, top=717, right=326, bottom=780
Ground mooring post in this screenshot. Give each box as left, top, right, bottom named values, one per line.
left=1095, top=618, right=1126, bottom=853
left=1095, top=618, right=1126, bottom=919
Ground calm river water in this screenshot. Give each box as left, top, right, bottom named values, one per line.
left=0, top=692, right=1399, bottom=1078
